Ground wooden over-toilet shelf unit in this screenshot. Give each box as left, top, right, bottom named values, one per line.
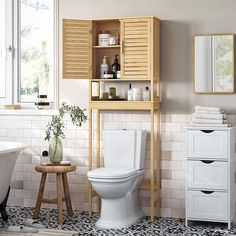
left=63, top=16, right=161, bottom=222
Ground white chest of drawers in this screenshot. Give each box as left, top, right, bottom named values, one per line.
left=186, top=127, right=236, bottom=229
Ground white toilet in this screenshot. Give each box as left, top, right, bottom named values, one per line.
left=87, top=129, right=147, bottom=229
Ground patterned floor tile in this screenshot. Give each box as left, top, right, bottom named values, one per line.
left=0, top=206, right=236, bottom=236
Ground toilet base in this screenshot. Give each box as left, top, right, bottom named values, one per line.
left=95, top=190, right=143, bottom=229
left=96, top=209, right=143, bottom=229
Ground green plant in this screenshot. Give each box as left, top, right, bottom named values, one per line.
left=45, top=102, right=87, bottom=142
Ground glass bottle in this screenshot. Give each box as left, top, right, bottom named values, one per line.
left=112, top=55, right=120, bottom=79
left=128, top=84, right=133, bottom=101
left=143, top=87, right=150, bottom=101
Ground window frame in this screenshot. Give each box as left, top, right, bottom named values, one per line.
left=0, top=0, right=59, bottom=108
left=0, top=0, right=14, bottom=105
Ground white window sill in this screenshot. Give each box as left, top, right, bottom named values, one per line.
left=0, top=109, right=59, bottom=116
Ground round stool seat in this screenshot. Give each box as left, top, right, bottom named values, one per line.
left=33, top=164, right=76, bottom=224
left=35, top=164, right=76, bottom=173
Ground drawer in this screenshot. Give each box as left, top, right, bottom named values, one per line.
left=187, top=190, right=228, bottom=221
left=187, top=130, right=228, bottom=160
left=187, top=160, right=228, bottom=190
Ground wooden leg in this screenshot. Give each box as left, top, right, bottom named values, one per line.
left=56, top=173, right=63, bottom=224
left=96, top=196, right=101, bottom=213
left=34, top=173, right=47, bottom=219
left=88, top=108, right=93, bottom=217
left=150, top=108, right=155, bottom=222
left=96, top=109, right=101, bottom=214
left=62, top=173, right=73, bottom=216
left=156, top=109, right=161, bottom=217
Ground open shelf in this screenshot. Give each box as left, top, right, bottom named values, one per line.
left=91, top=78, right=152, bottom=82
left=93, top=45, right=120, bottom=49
left=89, top=101, right=160, bottom=110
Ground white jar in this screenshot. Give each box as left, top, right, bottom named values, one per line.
left=132, top=88, right=142, bottom=101
left=98, top=33, right=110, bottom=46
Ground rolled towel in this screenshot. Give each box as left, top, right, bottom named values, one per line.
left=192, top=112, right=227, bottom=120
left=192, top=118, right=228, bottom=124
left=195, top=105, right=221, bottom=112
left=190, top=123, right=230, bottom=127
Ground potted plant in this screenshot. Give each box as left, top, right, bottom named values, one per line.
left=45, top=102, right=87, bottom=163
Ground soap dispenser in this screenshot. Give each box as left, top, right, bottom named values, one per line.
left=100, top=56, right=109, bottom=79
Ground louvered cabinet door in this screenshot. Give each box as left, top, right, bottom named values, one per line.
left=63, top=19, right=92, bottom=79
left=120, top=18, right=151, bottom=80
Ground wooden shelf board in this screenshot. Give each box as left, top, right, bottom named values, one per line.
left=93, top=45, right=120, bottom=49
left=91, top=78, right=152, bottom=82
left=89, top=101, right=160, bottom=110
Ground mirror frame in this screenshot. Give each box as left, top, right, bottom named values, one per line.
left=193, top=33, right=235, bottom=94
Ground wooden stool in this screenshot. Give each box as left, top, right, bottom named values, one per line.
left=34, top=164, right=76, bottom=224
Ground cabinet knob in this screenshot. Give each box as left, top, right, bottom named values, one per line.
left=201, top=191, right=214, bottom=194
left=200, top=160, right=214, bottom=164
left=200, top=130, right=214, bottom=133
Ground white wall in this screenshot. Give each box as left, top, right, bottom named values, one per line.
left=59, top=0, right=236, bottom=113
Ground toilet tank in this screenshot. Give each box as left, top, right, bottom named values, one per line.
left=102, top=130, right=147, bottom=169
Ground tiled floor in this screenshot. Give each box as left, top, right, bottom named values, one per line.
left=0, top=206, right=236, bottom=235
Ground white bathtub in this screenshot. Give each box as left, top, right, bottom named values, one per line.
left=0, top=142, right=27, bottom=204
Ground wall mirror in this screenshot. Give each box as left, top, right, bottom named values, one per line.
left=194, top=34, right=234, bottom=93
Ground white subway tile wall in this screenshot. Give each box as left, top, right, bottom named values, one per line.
left=2, top=112, right=192, bottom=218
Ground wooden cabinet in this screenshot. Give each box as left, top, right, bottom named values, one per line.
left=63, top=20, right=92, bottom=79
left=63, top=17, right=159, bottom=83
left=186, top=127, right=236, bottom=229
left=120, top=18, right=150, bottom=80
left=63, top=16, right=160, bottom=222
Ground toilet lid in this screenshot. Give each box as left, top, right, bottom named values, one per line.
left=87, top=167, right=138, bottom=179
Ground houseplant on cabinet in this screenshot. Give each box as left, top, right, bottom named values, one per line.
left=45, top=102, right=87, bottom=163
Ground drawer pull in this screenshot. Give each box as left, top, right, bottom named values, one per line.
left=201, top=130, right=214, bottom=133
left=201, top=191, right=214, bottom=194
left=200, top=160, right=215, bottom=164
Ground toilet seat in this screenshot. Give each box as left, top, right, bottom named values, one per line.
left=87, top=168, right=141, bottom=182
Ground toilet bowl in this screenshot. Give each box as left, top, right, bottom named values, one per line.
left=87, top=130, right=147, bottom=229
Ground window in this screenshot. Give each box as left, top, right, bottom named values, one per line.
left=0, top=0, right=58, bottom=106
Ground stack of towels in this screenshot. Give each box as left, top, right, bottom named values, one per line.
left=191, top=105, right=230, bottom=127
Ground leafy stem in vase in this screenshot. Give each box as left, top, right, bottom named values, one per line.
left=44, top=102, right=87, bottom=142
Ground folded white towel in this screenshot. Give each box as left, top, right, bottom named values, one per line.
left=195, top=105, right=221, bottom=112
left=192, top=118, right=228, bottom=124
left=192, top=112, right=227, bottom=120
left=190, top=123, right=230, bottom=127
left=194, top=110, right=223, bottom=114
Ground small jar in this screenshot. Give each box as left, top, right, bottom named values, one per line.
left=102, top=92, right=109, bottom=100
left=109, top=87, right=116, bottom=99
left=40, top=150, right=49, bottom=165
left=98, top=31, right=110, bottom=46
left=109, top=33, right=119, bottom=45
left=132, top=88, right=142, bottom=101
left=117, top=71, right=121, bottom=79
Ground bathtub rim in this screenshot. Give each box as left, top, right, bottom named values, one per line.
left=0, top=141, right=27, bottom=155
